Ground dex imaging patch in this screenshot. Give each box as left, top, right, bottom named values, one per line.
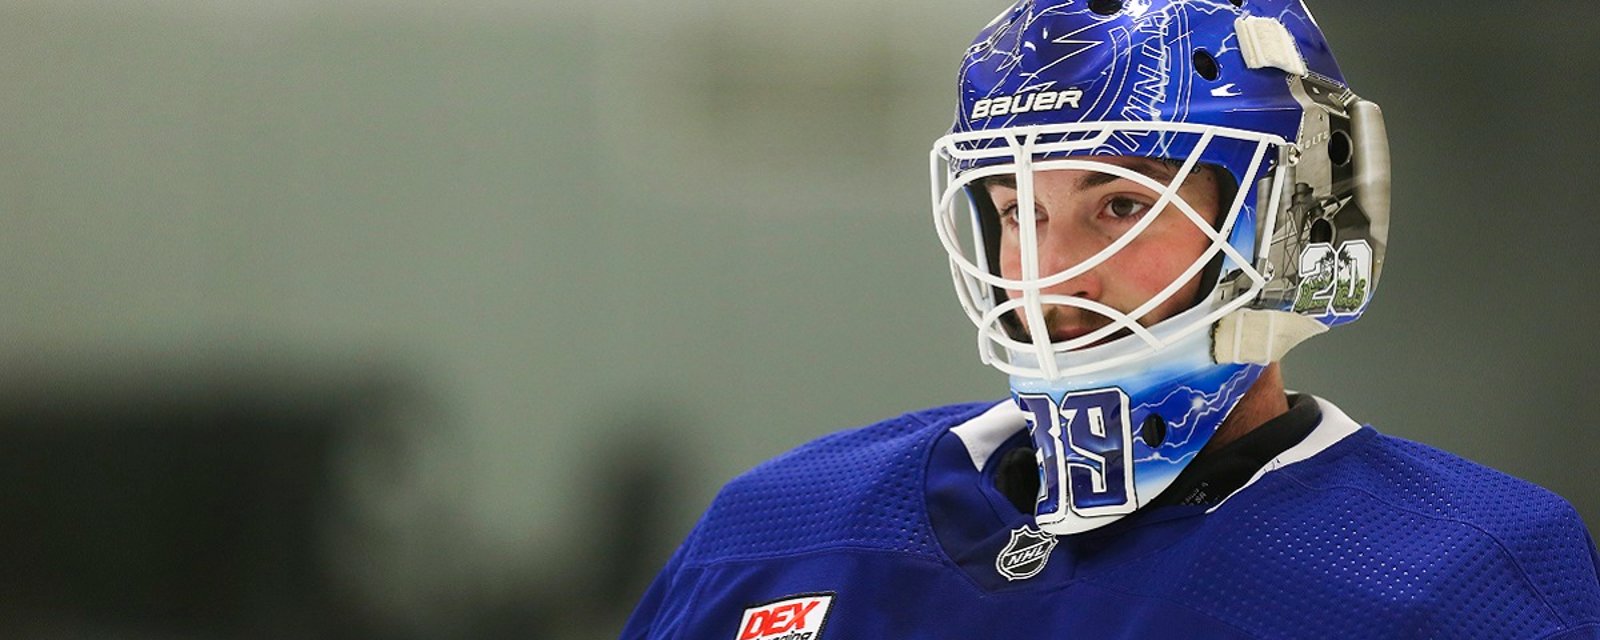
left=736, top=593, right=834, bottom=640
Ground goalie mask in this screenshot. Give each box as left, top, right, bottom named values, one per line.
left=929, top=0, right=1390, bottom=534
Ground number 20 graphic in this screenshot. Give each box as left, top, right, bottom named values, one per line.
left=1018, top=388, right=1137, bottom=519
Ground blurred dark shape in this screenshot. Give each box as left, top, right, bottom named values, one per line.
left=590, top=406, right=690, bottom=603
left=0, top=357, right=419, bottom=640
left=463, top=403, right=693, bottom=640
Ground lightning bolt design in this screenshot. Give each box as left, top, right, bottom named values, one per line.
left=1131, top=366, right=1257, bottom=468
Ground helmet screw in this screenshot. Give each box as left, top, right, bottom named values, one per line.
left=1328, top=130, right=1354, bottom=166
left=1193, top=49, right=1221, bottom=81
left=1088, top=0, right=1123, bottom=16
left=1141, top=413, right=1168, bottom=447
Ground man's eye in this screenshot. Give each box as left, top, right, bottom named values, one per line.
left=1103, top=197, right=1150, bottom=220
left=998, top=204, right=1048, bottom=229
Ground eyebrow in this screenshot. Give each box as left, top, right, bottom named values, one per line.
left=1076, top=158, right=1179, bottom=190
left=985, top=175, right=1018, bottom=190
left=980, top=158, right=1181, bottom=192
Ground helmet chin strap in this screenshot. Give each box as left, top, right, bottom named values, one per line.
left=1213, top=308, right=1328, bottom=365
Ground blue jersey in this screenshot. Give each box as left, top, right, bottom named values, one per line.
left=623, top=397, right=1600, bottom=639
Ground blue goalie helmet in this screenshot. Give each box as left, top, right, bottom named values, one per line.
left=929, top=0, right=1390, bottom=534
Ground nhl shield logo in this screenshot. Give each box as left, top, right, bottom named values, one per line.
left=996, top=525, right=1057, bottom=581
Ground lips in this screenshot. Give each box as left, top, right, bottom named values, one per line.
left=1014, top=307, right=1128, bottom=347
left=1048, top=321, right=1131, bottom=347
left=1042, top=306, right=1110, bottom=343
left=1049, top=325, right=1096, bottom=341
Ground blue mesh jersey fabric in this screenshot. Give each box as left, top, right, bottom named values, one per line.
left=1161, top=428, right=1600, bottom=639
left=623, top=401, right=1600, bottom=640
left=679, top=401, right=994, bottom=566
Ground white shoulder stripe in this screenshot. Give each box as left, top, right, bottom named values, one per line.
left=1207, top=395, right=1364, bottom=513
left=950, top=401, right=1027, bottom=471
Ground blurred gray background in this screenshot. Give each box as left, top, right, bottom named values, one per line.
left=3, top=0, right=1597, bottom=638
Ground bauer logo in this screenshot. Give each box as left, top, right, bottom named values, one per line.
left=971, top=88, right=1083, bottom=120
left=996, top=525, right=1057, bottom=581
left=736, top=593, right=834, bottom=640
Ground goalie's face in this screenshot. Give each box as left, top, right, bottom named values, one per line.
left=982, top=157, right=1222, bottom=344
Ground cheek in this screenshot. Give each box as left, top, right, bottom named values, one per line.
left=998, top=255, right=1024, bottom=302
left=1108, top=230, right=1211, bottom=308
left=998, top=234, right=1022, bottom=281
left=1110, top=250, right=1188, bottom=295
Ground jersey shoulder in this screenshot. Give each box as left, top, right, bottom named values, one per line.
left=1290, top=428, right=1592, bottom=560
left=1250, top=426, right=1600, bottom=633
left=678, top=401, right=996, bottom=568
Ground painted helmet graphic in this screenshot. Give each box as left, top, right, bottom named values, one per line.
left=929, top=0, right=1389, bottom=534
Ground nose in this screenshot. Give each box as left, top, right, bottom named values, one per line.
left=1031, top=226, right=1103, bottom=302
